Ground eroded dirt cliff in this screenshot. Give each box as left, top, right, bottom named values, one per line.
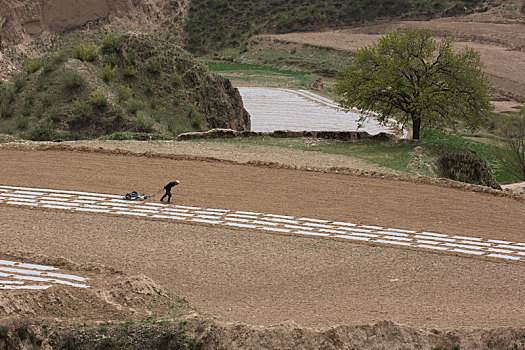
left=0, top=0, right=187, bottom=48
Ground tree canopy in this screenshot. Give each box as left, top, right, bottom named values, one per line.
left=335, top=29, right=493, bottom=139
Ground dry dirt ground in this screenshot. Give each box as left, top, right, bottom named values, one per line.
left=0, top=144, right=524, bottom=337
left=258, top=2, right=525, bottom=114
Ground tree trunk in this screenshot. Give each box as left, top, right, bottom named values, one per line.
left=412, top=116, right=421, bottom=140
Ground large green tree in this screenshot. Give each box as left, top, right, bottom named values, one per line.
left=335, top=29, right=493, bottom=139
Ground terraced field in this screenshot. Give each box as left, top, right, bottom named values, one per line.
left=1, top=147, right=524, bottom=331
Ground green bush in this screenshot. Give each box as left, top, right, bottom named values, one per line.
left=63, top=69, right=85, bottom=90
left=33, top=101, right=45, bottom=119
left=40, top=93, right=52, bottom=107
left=25, top=59, right=42, bottom=74
left=146, top=58, right=162, bottom=74
left=11, top=76, right=26, bottom=92
left=101, top=34, right=124, bottom=55
left=43, top=51, right=67, bottom=72
left=15, top=116, right=29, bottom=130
left=143, top=79, right=155, bottom=95
left=127, top=98, right=146, bottom=114
left=51, top=50, right=67, bottom=64
left=103, top=53, right=121, bottom=67
left=21, top=99, right=33, bottom=116
left=90, top=87, right=108, bottom=108
left=72, top=43, right=98, bottom=62
left=522, top=0, right=525, bottom=13
left=109, top=131, right=133, bottom=140
left=72, top=100, right=93, bottom=118
left=0, top=84, right=16, bottom=114
left=436, top=151, right=501, bottom=189
left=188, top=102, right=203, bottom=129
left=0, top=86, right=13, bottom=119
left=102, top=63, right=116, bottom=82
left=29, top=120, right=60, bottom=141
left=121, top=64, right=137, bottom=78
left=134, top=112, right=154, bottom=132
left=116, top=85, right=132, bottom=103
left=0, top=100, right=14, bottom=119
left=170, top=73, right=183, bottom=88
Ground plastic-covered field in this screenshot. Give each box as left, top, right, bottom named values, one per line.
left=1, top=185, right=523, bottom=264
left=0, top=258, right=88, bottom=290
left=238, top=87, right=402, bottom=134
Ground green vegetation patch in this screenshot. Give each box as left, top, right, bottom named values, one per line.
left=196, top=130, right=518, bottom=184
left=215, top=39, right=353, bottom=75
left=203, top=61, right=317, bottom=89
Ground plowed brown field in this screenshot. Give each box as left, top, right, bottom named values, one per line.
left=1, top=147, right=525, bottom=329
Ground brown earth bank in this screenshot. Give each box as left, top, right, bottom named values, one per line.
left=0, top=0, right=185, bottom=48
left=3, top=316, right=525, bottom=349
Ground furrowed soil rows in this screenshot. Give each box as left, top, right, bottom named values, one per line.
left=0, top=148, right=524, bottom=329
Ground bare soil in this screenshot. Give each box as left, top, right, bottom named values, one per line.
left=0, top=144, right=524, bottom=335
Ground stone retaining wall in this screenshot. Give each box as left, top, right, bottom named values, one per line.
left=176, top=128, right=396, bottom=141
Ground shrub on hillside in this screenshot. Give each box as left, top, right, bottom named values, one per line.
left=33, top=101, right=44, bottom=119
left=0, top=84, right=15, bottom=118
left=188, top=102, right=203, bottom=129
left=134, top=113, right=154, bottom=132
left=170, top=73, right=183, bottom=88
left=25, top=59, right=42, bottom=74
left=146, top=58, right=162, bottom=74
left=102, top=64, right=116, bottom=82
left=11, top=76, right=26, bottom=93
left=103, top=53, right=121, bottom=67
left=29, top=120, right=60, bottom=141
left=101, top=34, right=124, bottom=56
left=121, top=64, right=137, bottom=78
left=89, top=87, right=108, bottom=108
left=72, top=43, right=98, bottom=62
left=62, top=70, right=85, bottom=90
left=43, top=51, right=67, bottom=72
left=15, top=116, right=29, bottom=130
left=108, top=131, right=133, bottom=140
left=116, top=85, right=132, bottom=104
left=127, top=98, right=146, bottom=115
left=72, top=100, right=93, bottom=119
left=40, top=93, right=52, bottom=108
left=436, top=151, right=501, bottom=189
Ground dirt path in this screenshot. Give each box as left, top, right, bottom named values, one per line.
left=0, top=148, right=524, bottom=329
left=52, top=139, right=393, bottom=173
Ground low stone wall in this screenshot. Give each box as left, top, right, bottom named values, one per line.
left=176, top=128, right=396, bottom=141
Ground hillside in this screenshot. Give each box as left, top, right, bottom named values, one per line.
left=0, top=32, right=249, bottom=139
left=184, top=0, right=489, bottom=53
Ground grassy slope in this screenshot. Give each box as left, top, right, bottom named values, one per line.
left=197, top=131, right=518, bottom=184
left=185, top=0, right=488, bottom=54
left=202, top=61, right=318, bottom=89
left=0, top=32, right=244, bottom=140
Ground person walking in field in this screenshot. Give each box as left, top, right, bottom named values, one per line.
left=160, top=180, right=180, bottom=203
